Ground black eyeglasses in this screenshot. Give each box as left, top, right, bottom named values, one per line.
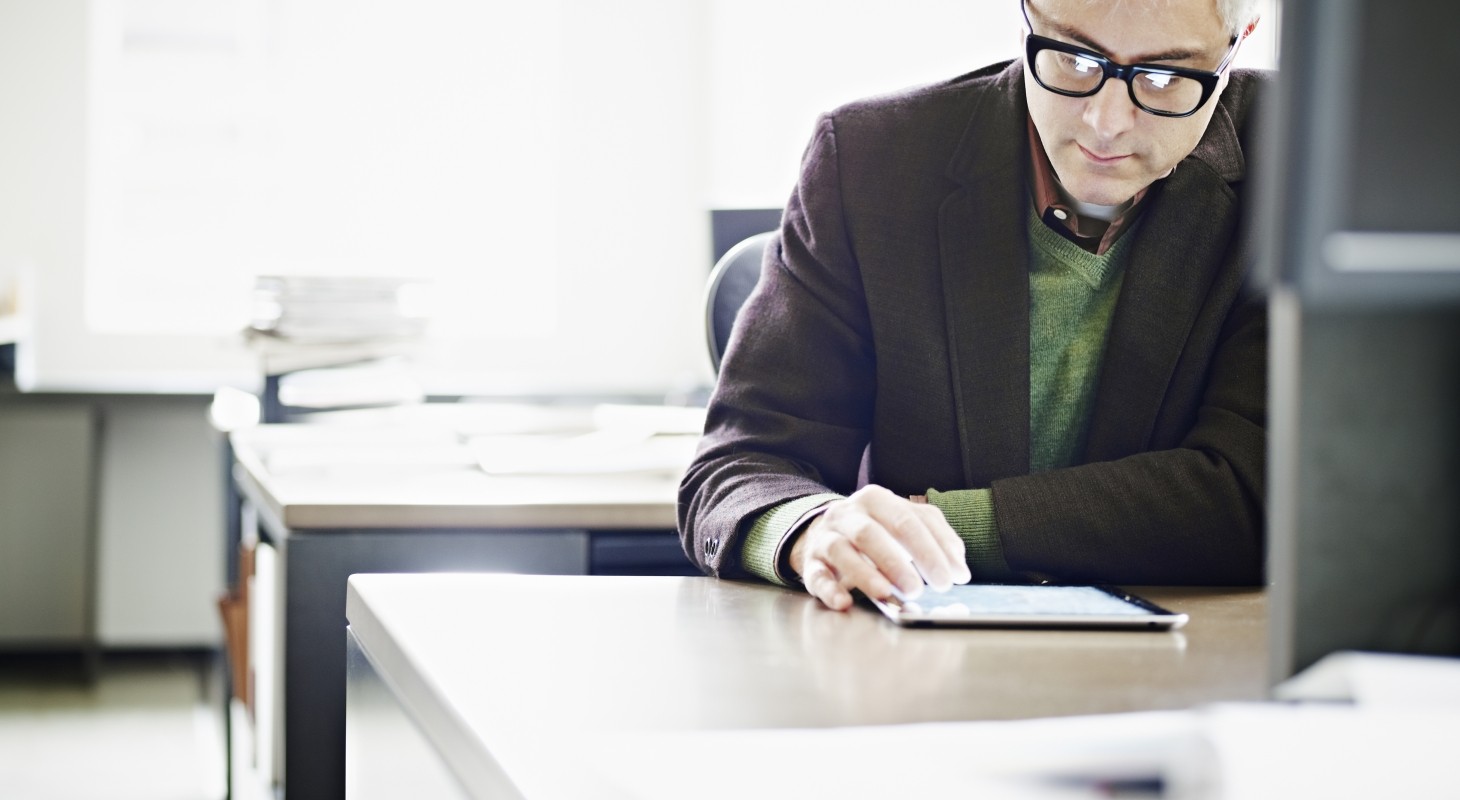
left=1021, top=2, right=1242, bottom=118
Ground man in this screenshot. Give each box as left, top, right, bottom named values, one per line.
left=680, top=0, right=1267, bottom=611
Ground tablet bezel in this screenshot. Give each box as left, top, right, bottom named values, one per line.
left=867, top=584, right=1190, bottom=630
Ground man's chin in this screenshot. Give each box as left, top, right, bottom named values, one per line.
left=1062, top=176, right=1139, bottom=208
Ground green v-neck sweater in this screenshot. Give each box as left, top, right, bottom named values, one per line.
left=741, top=207, right=1135, bottom=585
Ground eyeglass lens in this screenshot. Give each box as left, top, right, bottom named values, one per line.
left=1032, top=49, right=1206, bottom=115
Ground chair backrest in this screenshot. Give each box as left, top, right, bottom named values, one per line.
left=704, top=231, right=775, bottom=374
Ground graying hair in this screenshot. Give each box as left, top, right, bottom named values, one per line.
left=1216, top=0, right=1261, bottom=37
left=1070, top=0, right=1262, bottom=37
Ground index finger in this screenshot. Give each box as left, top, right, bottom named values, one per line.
left=863, top=496, right=965, bottom=591
left=914, top=503, right=972, bottom=583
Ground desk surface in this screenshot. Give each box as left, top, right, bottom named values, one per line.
left=346, top=574, right=1268, bottom=798
left=231, top=414, right=687, bottom=531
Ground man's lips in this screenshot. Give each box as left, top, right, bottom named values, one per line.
left=1077, top=143, right=1130, bottom=164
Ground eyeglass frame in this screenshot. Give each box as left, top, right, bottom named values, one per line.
left=1020, top=0, right=1244, bottom=118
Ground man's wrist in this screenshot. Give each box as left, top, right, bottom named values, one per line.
left=738, top=493, right=842, bottom=587
left=925, top=487, right=1013, bottom=579
left=776, top=504, right=831, bottom=584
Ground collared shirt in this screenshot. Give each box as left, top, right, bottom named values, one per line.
left=1027, top=117, right=1150, bottom=256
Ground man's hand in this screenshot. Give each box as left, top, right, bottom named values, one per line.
left=788, top=485, right=972, bottom=611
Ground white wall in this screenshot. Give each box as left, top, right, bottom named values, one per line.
left=707, top=0, right=1023, bottom=209
left=707, top=0, right=1280, bottom=209
left=1, top=0, right=717, bottom=396
left=0, top=0, right=89, bottom=386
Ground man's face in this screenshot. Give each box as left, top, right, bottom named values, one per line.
left=1023, top=0, right=1235, bottom=206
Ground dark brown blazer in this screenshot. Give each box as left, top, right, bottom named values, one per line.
left=680, top=60, right=1269, bottom=586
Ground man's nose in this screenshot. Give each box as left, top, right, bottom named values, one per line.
left=1082, top=78, right=1138, bottom=141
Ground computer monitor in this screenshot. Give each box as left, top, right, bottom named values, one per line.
left=1260, top=0, right=1460, bottom=680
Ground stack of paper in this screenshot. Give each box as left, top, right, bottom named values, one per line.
left=248, top=275, right=430, bottom=344
left=244, top=276, right=431, bottom=409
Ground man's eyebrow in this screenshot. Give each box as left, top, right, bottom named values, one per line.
left=1043, top=19, right=1206, bottom=64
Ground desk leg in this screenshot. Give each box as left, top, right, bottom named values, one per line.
left=280, top=530, right=588, bottom=800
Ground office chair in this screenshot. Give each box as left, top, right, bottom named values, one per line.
left=704, top=231, right=775, bottom=373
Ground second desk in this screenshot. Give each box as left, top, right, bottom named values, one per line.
left=229, top=412, right=696, bottom=800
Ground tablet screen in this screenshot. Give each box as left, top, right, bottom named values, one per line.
left=899, top=585, right=1152, bottom=617
left=874, top=584, right=1186, bottom=629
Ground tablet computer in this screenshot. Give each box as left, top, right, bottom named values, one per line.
left=867, top=584, right=1188, bottom=630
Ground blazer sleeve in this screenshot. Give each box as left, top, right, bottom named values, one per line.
left=678, top=115, right=873, bottom=578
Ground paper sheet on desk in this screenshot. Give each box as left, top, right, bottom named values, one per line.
left=584, top=700, right=1460, bottom=800
left=1160, top=653, right=1460, bottom=799
left=263, top=443, right=479, bottom=473
left=585, top=711, right=1199, bottom=800
left=1171, top=703, right=1457, bottom=800
left=590, top=404, right=707, bottom=435
left=470, top=431, right=699, bottom=476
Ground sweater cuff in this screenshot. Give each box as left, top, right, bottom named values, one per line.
left=740, top=493, right=843, bottom=587
left=925, top=488, right=1016, bottom=580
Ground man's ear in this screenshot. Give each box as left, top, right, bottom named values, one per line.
left=1217, top=15, right=1262, bottom=92
left=1242, top=16, right=1260, bottom=41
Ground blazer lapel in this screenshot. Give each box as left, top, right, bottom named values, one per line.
left=1083, top=100, right=1247, bottom=462
left=938, top=63, right=1032, bottom=487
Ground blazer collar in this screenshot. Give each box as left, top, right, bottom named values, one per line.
left=945, top=60, right=1028, bottom=188
left=1084, top=86, right=1248, bottom=462
left=937, top=60, right=1034, bottom=487
left=1081, top=152, right=1241, bottom=462
left=1184, top=89, right=1247, bottom=184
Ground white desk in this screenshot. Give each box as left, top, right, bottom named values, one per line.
left=232, top=419, right=683, bottom=532
left=229, top=413, right=695, bottom=800
left=344, top=574, right=1270, bottom=799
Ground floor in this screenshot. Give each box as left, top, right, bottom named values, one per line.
left=0, top=651, right=227, bottom=800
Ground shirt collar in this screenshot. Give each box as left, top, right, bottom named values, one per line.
left=1026, top=117, right=1151, bottom=256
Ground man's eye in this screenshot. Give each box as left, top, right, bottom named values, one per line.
left=1071, top=55, right=1101, bottom=74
